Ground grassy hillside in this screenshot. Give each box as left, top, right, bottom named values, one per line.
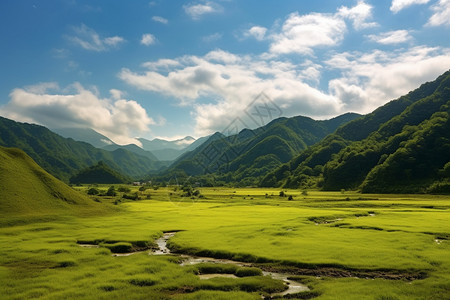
left=0, top=116, right=165, bottom=181
left=0, top=146, right=104, bottom=217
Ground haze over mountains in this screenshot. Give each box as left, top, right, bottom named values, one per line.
left=53, top=127, right=204, bottom=161
left=0, top=116, right=167, bottom=182
left=1, top=70, right=449, bottom=193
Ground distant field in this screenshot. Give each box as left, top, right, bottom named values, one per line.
left=1, top=187, right=449, bottom=299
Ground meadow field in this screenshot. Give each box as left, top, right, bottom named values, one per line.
left=1, top=186, right=449, bottom=299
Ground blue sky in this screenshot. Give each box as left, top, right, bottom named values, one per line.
left=1, top=0, right=450, bottom=145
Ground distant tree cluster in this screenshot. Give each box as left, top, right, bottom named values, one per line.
left=70, top=161, right=130, bottom=184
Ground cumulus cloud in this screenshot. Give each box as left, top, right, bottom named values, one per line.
left=184, top=1, right=222, bottom=20
left=244, top=26, right=267, bottom=41
left=337, top=1, right=378, bottom=30
left=0, top=83, right=154, bottom=145
left=266, top=1, right=379, bottom=56
left=390, top=0, right=431, bottom=13
left=427, top=0, right=450, bottom=26
left=326, top=46, right=450, bottom=112
left=141, top=33, right=156, bottom=46
left=119, top=49, right=341, bottom=135
left=367, top=30, right=413, bottom=44
left=269, top=12, right=347, bottom=55
left=152, top=16, right=168, bottom=24
left=119, top=45, right=450, bottom=136
left=67, top=24, right=125, bottom=51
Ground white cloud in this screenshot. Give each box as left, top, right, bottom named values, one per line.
left=141, top=33, right=156, bottom=46
left=152, top=16, right=168, bottom=24
left=326, top=46, right=450, bottom=112
left=390, top=0, right=431, bottom=13
left=338, top=1, right=378, bottom=30
left=120, top=45, right=450, bottom=136
left=427, top=0, right=450, bottom=26
left=244, top=26, right=267, bottom=41
left=0, top=83, right=154, bottom=145
left=367, top=30, right=413, bottom=44
left=103, top=36, right=125, bottom=47
left=269, top=12, right=347, bottom=55
left=67, top=24, right=125, bottom=51
left=110, top=89, right=124, bottom=100
left=184, top=1, right=222, bottom=20
left=142, top=59, right=181, bottom=71
left=119, top=50, right=341, bottom=135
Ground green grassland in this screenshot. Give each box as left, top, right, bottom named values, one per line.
left=1, top=184, right=449, bottom=299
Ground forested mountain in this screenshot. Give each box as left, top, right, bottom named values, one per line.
left=0, top=117, right=166, bottom=182
left=51, top=127, right=115, bottom=149
left=161, top=113, right=361, bottom=186
left=102, top=143, right=159, bottom=161
left=261, top=70, right=450, bottom=193
left=137, top=136, right=206, bottom=161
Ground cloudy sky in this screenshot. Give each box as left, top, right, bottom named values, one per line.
left=1, top=0, right=450, bottom=145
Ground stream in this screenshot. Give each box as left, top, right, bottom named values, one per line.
left=153, top=232, right=310, bottom=297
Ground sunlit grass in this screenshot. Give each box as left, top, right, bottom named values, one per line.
left=1, top=187, right=449, bottom=299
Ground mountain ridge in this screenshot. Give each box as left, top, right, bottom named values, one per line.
left=0, top=116, right=165, bottom=182
left=261, top=69, right=450, bottom=193
left=159, top=112, right=361, bottom=186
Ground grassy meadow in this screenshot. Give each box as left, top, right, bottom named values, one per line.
left=1, top=186, right=449, bottom=299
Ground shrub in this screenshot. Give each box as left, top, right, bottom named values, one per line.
left=427, top=181, right=450, bottom=194
left=102, top=242, right=133, bottom=253
left=122, top=193, right=139, bottom=200
left=106, top=186, right=116, bottom=196
left=279, top=191, right=285, bottom=197
left=87, top=188, right=100, bottom=195
left=118, top=186, right=131, bottom=193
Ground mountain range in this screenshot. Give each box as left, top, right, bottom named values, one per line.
left=0, top=117, right=166, bottom=182
left=261, top=69, right=450, bottom=193
left=1, top=69, right=449, bottom=193
left=162, top=112, right=361, bottom=186
left=54, top=127, right=206, bottom=161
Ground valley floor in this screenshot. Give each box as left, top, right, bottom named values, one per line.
left=1, top=188, right=450, bottom=299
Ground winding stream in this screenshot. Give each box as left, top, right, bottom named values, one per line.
left=153, top=232, right=310, bottom=297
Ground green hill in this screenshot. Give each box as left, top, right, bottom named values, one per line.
left=0, top=146, right=102, bottom=216
left=0, top=116, right=166, bottom=182
left=261, top=69, right=450, bottom=193
left=70, top=161, right=130, bottom=184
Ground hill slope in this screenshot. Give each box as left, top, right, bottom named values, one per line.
left=0, top=117, right=165, bottom=181
left=0, top=146, right=100, bottom=216
left=262, top=69, right=450, bottom=193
